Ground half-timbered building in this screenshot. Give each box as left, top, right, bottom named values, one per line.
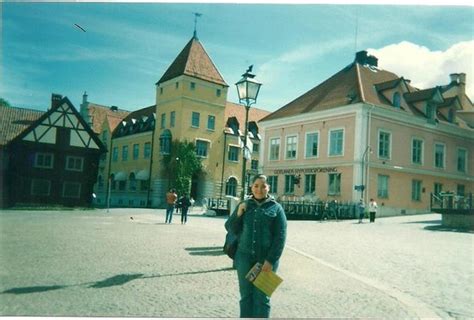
left=0, top=94, right=106, bottom=207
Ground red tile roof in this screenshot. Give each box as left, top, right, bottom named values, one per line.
left=156, top=37, right=228, bottom=86
left=260, top=62, right=402, bottom=122
left=86, top=103, right=130, bottom=134
left=0, top=105, right=44, bottom=146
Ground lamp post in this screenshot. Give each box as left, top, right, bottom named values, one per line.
left=235, top=66, right=262, bottom=200
left=361, top=145, right=372, bottom=201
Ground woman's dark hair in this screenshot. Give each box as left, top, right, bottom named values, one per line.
left=251, top=174, right=268, bottom=184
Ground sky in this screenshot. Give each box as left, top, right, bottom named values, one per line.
left=1, top=1, right=473, bottom=113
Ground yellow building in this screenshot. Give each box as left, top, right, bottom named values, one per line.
left=88, top=35, right=269, bottom=208
left=259, top=51, right=473, bottom=216
left=151, top=35, right=269, bottom=207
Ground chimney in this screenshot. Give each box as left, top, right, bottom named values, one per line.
left=51, top=93, right=62, bottom=109
left=449, top=73, right=460, bottom=84
left=82, top=91, right=88, bottom=104
left=355, top=50, right=378, bottom=67
left=355, top=51, right=368, bottom=64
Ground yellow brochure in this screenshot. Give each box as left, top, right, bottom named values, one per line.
left=245, top=262, right=283, bottom=297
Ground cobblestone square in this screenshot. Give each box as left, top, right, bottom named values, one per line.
left=0, top=209, right=472, bottom=318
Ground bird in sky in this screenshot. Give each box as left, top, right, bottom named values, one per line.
left=74, top=23, right=86, bottom=32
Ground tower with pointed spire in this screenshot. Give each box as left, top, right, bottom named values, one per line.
left=151, top=35, right=230, bottom=203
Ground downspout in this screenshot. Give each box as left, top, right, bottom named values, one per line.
left=105, top=129, right=114, bottom=213
left=146, top=114, right=156, bottom=208
left=220, top=130, right=227, bottom=199
left=365, top=104, right=376, bottom=204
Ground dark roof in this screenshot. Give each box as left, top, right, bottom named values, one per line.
left=0, top=105, right=44, bottom=146
left=261, top=61, right=400, bottom=122
left=374, top=78, right=402, bottom=91
left=122, top=105, right=156, bottom=123
left=404, top=88, right=440, bottom=103
left=113, top=105, right=156, bottom=137
left=156, top=37, right=228, bottom=86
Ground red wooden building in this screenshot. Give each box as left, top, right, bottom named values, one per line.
left=0, top=94, right=106, bottom=207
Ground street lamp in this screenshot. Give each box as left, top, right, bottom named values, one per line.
left=235, top=65, right=262, bottom=200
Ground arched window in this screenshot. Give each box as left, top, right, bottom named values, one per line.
left=392, top=92, right=401, bottom=108
left=129, top=173, right=137, bottom=191
left=225, top=177, right=238, bottom=197
left=160, top=129, right=172, bottom=154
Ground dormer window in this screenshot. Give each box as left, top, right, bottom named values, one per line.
left=392, top=92, right=401, bottom=108
left=448, top=108, right=455, bottom=123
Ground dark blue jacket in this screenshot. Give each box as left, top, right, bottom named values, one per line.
left=225, top=196, right=287, bottom=265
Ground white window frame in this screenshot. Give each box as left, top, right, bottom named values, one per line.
left=377, top=129, right=392, bottom=160
left=207, top=115, right=216, bottom=131
left=377, top=174, right=389, bottom=198
left=268, top=175, right=278, bottom=194
left=269, top=137, right=280, bottom=161
left=34, top=152, right=54, bottom=169
left=411, top=137, right=424, bottom=165
left=434, top=142, right=446, bottom=169
left=411, top=180, right=422, bottom=201
left=304, top=131, right=320, bottom=159
left=65, top=156, right=84, bottom=172
left=328, top=173, right=341, bottom=195
left=228, top=145, right=240, bottom=162
left=285, top=134, right=298, bottom=160
left=195, top=138, right=210, bottom=158
left=284, top=175, right=295, bottom=194
left=328, top=128, right=345, bottom=157
left=191, top=112, right=200, bottom=128
left=304, top=174, right=316, bottom=194
left=456, top=147, right=468, bottom=173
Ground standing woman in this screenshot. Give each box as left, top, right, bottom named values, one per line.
left=225, top=174, right=287, bottom=318
left=368, top=198, right=378, bottom=223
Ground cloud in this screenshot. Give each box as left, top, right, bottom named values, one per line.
left=368, top=40, right=474, bottom=100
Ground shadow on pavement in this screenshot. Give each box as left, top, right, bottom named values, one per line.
left=423, top=225, right=473, bottom=234
left=1, top=285, right=66, bottom=294
left=185, top=246, right=225, bottom=256
left=89, top=273, right=144, bottom=288
left=403, top=219, right=442, bottom=224
left=1, top=268, right=234, bottom=295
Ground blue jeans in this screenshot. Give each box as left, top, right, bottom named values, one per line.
left=235, top=251, right=279, bottom=318
left=165, top=205, right=174, bottom=223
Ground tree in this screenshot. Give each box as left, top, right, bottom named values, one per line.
left=162, top=140, right=202, bottom=196
left=0, top=98, right=12, bottom=107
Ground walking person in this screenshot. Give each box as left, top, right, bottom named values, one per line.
left=225, top=174, right=287, bottom=318
left=179, top=193, right=192, bottom=224
left=165, top=188, right=177, bottom=224
left=358, top=199, right=365, bottom=223
left=368, top=198, right=378, bottom=223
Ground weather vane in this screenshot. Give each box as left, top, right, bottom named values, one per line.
left=193, top=12, right=202, bottom=39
